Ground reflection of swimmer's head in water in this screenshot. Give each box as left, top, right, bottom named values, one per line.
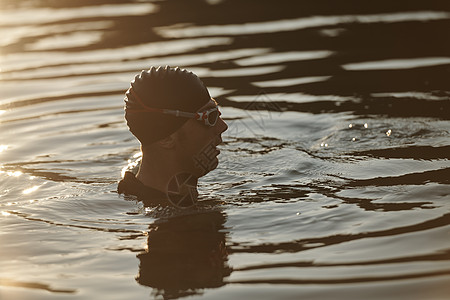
left=136, top=211, right=232, bottom=298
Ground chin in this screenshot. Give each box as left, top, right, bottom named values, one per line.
left=196, top=157, right=219, bottom=177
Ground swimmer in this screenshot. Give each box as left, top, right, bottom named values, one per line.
left=118, top=66, right=228, bottom=208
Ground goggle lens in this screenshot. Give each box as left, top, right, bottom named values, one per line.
left=206, top=109, right=219, bottom=126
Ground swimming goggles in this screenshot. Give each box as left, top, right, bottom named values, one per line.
left=128, top=88, right=220, bottom=127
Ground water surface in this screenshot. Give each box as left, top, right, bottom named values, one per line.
left=1, top=0, right=449, bottom=299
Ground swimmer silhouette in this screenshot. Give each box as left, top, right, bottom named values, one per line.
left=118, top=66, right=228, bottom=208
left=136, top=210, right=232, bottom=298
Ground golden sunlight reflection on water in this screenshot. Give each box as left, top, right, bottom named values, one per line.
left=22, top=185, right=40, bottom=195
left=0, top=171, right=22, bottom=177
left=0, top=3, right=157, bottom=26
left=0, top=145, right=8, bottom=153
left=155, top=11, right=450, bottom=38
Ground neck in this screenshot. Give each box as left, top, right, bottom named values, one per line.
left=136, top=149, right=199, bottom=198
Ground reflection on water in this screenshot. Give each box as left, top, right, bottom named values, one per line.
left=155, top=11, right=450, bottom=37
left=0, top=0, right=449, bottom=299
left=137, top=210, right=231, bottom=298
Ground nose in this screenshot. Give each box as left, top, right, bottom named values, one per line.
left=216, top=117, right=228, bottom=134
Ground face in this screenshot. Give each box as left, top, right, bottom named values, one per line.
left=174, top=99, right=228, bottom=177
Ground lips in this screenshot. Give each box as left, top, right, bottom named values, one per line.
left=214, top=136, right=223, bottom=147
left=214, top=137, right=222, bottom=155
left=213, top=144, right=220, bottom=155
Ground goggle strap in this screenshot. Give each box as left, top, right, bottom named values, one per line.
left=128, top=88, right=218, bottom=126
left=129, top=88, right=163, bottom=113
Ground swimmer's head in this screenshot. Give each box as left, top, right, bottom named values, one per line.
left=124, top=66, right=211, bottom=146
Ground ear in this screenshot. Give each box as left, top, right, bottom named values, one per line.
left=156, top=133, right=177, bottom=149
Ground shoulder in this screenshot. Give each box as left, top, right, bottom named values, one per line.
left=118, top=171, right=166, bottom=206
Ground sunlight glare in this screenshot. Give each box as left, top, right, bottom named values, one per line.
left=0, top=170, right=23, bottom=177
left=0, top=145, right=9, bottom=153
left=23, top=185, right=40, bottom=194
left=8, top=171, right=22, bottom=177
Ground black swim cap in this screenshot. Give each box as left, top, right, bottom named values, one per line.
left=124, top=66, right=211, bottom=145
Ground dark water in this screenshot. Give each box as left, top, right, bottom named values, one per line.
left=1, top=0, right=449, bottom=299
